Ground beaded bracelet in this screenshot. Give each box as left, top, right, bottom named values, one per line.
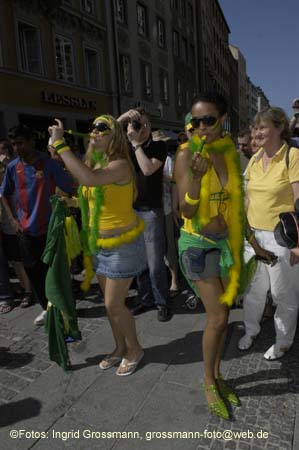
left=185, top=191, right=200, bottom=206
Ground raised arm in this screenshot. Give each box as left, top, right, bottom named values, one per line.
left=174, top=147, right=208, bottom=219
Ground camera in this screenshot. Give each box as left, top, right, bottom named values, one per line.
left=131, top=120, right=142, bottom=131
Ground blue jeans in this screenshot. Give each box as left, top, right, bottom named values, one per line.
left=135, top=209, right=169, bottom=307
left=0, top=237, right=14, bottom=303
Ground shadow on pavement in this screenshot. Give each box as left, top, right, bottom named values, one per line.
left=0, top=398, right=42, bottom=427
left=0, top=347, right=34, bottom=369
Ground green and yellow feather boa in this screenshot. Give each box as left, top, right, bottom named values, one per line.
left=188, top=133, right=245, bottom=306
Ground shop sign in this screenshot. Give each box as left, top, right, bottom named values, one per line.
left=41, top=91, right=97, bottom=110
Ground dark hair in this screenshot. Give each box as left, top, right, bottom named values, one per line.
left=0, top=139, right=14, bottom=158
left=134, top=107, right=151, bottom=122
left=8, top=124, right=35, bottom=141
left=238, top=128, right=251, bottom=139
left=191, top=92, right=228, bottom=116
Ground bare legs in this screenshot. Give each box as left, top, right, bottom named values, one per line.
left=194, top=277, right=229, bottom=405
left=97, top=275, right=143, bottom=361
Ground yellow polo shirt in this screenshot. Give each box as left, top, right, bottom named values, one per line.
left=246, top=143, right=299, bottom=231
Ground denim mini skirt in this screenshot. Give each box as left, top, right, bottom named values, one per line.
left=93, top=233, right=147, bottom=279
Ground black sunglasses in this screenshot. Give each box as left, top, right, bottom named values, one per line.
left=89, top=122, right=111, bottom=133
left=190, top=115, right=218, bottom=128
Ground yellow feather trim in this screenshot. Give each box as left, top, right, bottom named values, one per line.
left=96, top=218, right=144, bottom=249
left=81, top=254, right=95, bottom=292
left=191, top=134, right=244, bottom=307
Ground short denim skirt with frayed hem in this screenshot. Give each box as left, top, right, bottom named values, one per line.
left=93, top=233, right=147, bottom=279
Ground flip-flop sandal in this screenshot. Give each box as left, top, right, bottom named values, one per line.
left=99, top=355, right=122, bottom=370
left=116, top=350, right=144, bottom=376
left=0, top=303, right=14, bottom=314
left=20, top=294, right=33, bottom=308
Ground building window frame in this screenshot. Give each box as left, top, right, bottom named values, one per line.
left=159, top=70, right=169, bottom=105
left=84, top=46, right=103, bottom=90
left=140, top=60, right=153, bottom=100
left=173, top=30, right=180, bottom=57
left=119, top=53, right=133, bottom=95
left=177, top=78, right=183, bottom=107
left=157, top=17, right=166, bottom=49
left=81, top=0, right=95, bottom=15
left=17, top=20, right=43, bottom=75
left=137, top=3, right=148, bottom=37
left=181, top=37, right=188, bottom=62
left=180, top=0, right=186, bottom=17
left=116, top=0, right=127, bottom=25
left=54, top=34, right=75, bottom=83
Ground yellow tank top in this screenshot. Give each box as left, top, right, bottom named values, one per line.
left=183, top=165, right=231, bottom=233
left=84, top=181, right=136, bottom=231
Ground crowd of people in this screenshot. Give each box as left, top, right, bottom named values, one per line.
left=1, top=92, right=299, bottom=418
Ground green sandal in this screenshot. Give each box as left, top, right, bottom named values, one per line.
left=202, top=383, right=230, bottom=420
left=216, top=375, right=241, bottom=407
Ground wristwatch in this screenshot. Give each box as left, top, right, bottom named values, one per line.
left=132, top=144, right=142, bottom=152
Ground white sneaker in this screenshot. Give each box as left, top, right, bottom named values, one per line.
left=238, top=333, right=256, bottom=350
left=263, top=344, right=289, bottom=360
left=34, top=310, right=47, bottom=326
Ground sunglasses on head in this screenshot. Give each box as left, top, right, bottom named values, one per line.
left=89, top=122, right=111, bottom=133
left=190, top=115, right=218, bottom=128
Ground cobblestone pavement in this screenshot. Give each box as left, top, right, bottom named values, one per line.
left=1, top=286, right=299, bottom=450
left=0, top=285, right=105, bottom=405
left=196, top=319, right=299, bottom=450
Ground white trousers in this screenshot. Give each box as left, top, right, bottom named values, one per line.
left=243, top=230, right=299, bottom=348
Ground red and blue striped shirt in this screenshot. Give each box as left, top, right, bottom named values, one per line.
left=0, top=152, right=73, bottom=236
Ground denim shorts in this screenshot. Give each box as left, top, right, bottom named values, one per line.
left=93, top=233, right=147, bottom=279
left=181, top=247, right=221, bottom=280
left=181, top=231, right=227, bottom=281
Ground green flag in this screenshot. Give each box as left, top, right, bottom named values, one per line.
left=43, top=195, right=81, bottom=371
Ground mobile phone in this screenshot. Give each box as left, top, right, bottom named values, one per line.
left=255, top=254, right=278, bottom=265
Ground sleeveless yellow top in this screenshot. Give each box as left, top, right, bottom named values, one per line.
left=183, top=164, right=231, bottom=233
left=83, top=181, right=136, bottom=231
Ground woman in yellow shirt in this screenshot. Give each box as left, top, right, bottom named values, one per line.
left=49, top=115, right=147, bottom=376
left=239, top=107, right=299, bottom=360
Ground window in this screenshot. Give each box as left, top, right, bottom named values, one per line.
left=173, top=30, right=179, bottom=56
left=55, top=35, right=75, bottom=82
left=159, top=70, right=169, bottom=104
left=116, top=0, right=127, bottom=24
left=182, top=37, right=187, bottom=62
left=120, top=54, right=132, bottom=94
left=85, top=48, right=101, bottom=89
left=18, top=22, right=42, bottom=74
left=81, top=0, right=94, bottom=14
left=157, top=18, right=165, bottom=49
left=177, top=79, right=182, bottom=107
left=141, top=61, right=152, bottom=100
left=190, top=44, right=195, bottom=66
left=180, top=0, right=186, bottom=17
left=188, top=3, right=193, bottom=27
left=137, top=3, right=147, bottom=37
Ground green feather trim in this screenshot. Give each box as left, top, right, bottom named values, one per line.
left=89, top=186, right=105, bottom=254
left=78, top=150, right=106, bottom=254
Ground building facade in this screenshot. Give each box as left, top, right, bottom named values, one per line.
left=247, top=77, right=258, bottom=123
left=108, top=0, right=198, bottom=130
left=229, top=44, right=248, bottom=130
left=0, top=0, right=113, bottom=146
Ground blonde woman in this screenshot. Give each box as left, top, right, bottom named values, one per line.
left=49, top=116, right=147, bottom=376
left=239, top=107, right=299, bottom=360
